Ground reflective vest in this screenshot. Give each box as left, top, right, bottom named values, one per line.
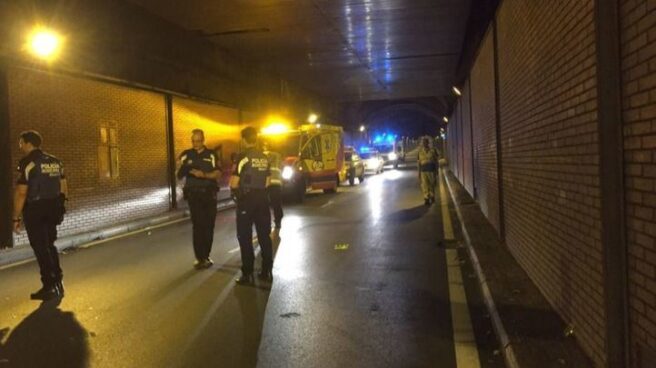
left=236, top=148, right=270, bottom=190
left=17, top=149, right=64, bottom=201
left=418, top=147, right=439, bottom=172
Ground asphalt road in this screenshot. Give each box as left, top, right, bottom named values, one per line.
left=0, top=166, right=504, bottom=368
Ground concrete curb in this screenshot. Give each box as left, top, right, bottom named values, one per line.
left=0, top=200, right=236, bottom=270
left=442, top=169, right=521, bottom=368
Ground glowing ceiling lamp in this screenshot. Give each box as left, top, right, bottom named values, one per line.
left=27, top=27, right=63, bottom=61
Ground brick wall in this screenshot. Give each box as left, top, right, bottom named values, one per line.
left=8, top=67, right=170, bottom=246
left=470, top=29, right=501, bottom=233
left=0, top=1, right=335, bottom=119
left=461, top=80, right=474, bottom=197
left=620, top=0, right=656, bottom=365
left=496, top=0, right=605, bottom=365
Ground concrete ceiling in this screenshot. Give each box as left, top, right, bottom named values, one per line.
left=127, top=0, right=473, bottom=103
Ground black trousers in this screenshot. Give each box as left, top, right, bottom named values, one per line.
left=23, top=199, right=62, bottom=287
left=236, top=191, right=273, bottom=275
left=187, top=190, right=217, bottom=261
left=267, top=185, right=283, bottom=229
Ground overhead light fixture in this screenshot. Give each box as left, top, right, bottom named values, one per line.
left=27, top=26, right=63, bottom=61
left=261, top=123, right=291, bottom=135
left=359, top=125, right=366, bottom=132
left=443, top=117, right=449, bottom=123
left=452, top=86, right=462, bottom=96
left=308, top=113, right=319, bottom=124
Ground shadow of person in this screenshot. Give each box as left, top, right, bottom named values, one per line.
left=0, top=299, right=90, bottom=368
left=271, top=234, right=282, bottom=259
left=382, top=205, right=429, bottom=223
left=234, top=284, right=271, bottom=368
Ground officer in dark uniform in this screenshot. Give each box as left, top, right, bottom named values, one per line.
left=12, top=131, right=68, bottom=301
left=230, top=127, right=274, bottom=284
left=177, top=129, right=222, bottom=270
left=262, top=141, right=283, bottom=236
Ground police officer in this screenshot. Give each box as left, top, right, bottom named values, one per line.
left=12, top=131, right=68, bottom=300
left=230, top=127, right=274, bottom=284
left=417, top=136, right=439, bottom=205
left=262, top=141, right=283, bottom=236
left=177, top=129, right=222, bottom=270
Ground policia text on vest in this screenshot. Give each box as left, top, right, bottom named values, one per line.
left=177, top=129, right=222, bottom=270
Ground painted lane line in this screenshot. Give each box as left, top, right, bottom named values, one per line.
left=320, top=200, right=334, bottom=208
left=440, top=168, right=481, bottom=368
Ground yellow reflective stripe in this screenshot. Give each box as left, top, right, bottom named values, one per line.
left=25, top=162, right=35, bottom=181
left=237, top=157, right=249, bottom=174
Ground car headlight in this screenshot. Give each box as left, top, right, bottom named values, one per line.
left=282, top=166, right=294, bottom=180
left=388, top=152, right=398, bottom=161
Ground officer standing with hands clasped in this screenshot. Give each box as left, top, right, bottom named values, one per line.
left=12, top=131, right=68, bottom=301
left=178, top=129, right=222, bottom=270
left=230, top=127, right=274, bottom=285
left=417, top=136, right=440, bottom=206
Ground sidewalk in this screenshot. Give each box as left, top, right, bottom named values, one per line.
left=442, top=167, right=594, bottom=368
left=0, top=200, right=235, bottom=269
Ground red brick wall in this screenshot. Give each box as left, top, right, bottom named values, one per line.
left=620, top=0, right=656, bottom=365
left=470, top=29, right=502, bottom=233
left=461, top=80, right=474, bottom=197
left=172, top=98, right=243, bottom=204
left=496, top=0, right=605, bottom=365
left=8, top=67, right=170, bottom=246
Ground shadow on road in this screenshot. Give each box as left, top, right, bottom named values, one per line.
left=382, top=205, right=429, bottom=223
left=234, top=285, right=270, bottom=368
left=0, top=299, right=89, bottom=368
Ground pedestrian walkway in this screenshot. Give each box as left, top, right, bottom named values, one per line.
left=443, top=167, right=594, bottom=368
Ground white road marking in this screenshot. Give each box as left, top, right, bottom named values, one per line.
left=439, top=168, right=482, bottom=368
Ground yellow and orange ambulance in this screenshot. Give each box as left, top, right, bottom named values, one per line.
left=260, top=123, right=344, bottom=202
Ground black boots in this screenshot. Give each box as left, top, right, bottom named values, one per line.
left=258, top=269, right=273, bottom=282
left=235, top=273, right=255, bottom=285
left=194, top=258, right=214, bottom=270
left=236, top=269, right=273, bottom=285
left=30, top=285, right=61, bottom=301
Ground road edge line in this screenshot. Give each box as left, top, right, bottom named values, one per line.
left=442, top=168, right=521, bottom=368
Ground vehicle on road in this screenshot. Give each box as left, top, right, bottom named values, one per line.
left=260, top=123, right=344, bottom=202
left=339, top=147, right=365, bottom=186
left=360, top=149, right=385, bottom=174
left=372, top=133, right=401, bottom=168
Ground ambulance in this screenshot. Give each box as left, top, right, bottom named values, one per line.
left=260, top=123, right=344, bottom=202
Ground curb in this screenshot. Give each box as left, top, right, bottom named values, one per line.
left=442, top=169, right=521, bottom=368
left=0, top=200, right=236, bottom=270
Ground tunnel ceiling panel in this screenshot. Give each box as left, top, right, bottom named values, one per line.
left=128, top=0, right=472, bottom=102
